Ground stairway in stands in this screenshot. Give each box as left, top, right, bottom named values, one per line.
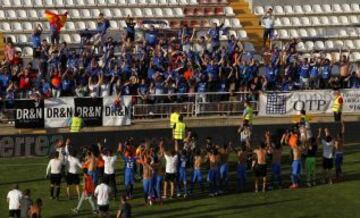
left=0, top=33, right=5, bottom=60
left=230, top=0, right=263, bottom=50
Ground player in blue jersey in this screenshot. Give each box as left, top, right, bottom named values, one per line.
left=177, top=149, right=188, bottom=198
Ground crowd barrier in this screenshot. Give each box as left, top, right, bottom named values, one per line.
left=1, top=89, right=360, bottom=128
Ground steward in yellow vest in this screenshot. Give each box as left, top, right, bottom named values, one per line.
left=243, top=101, right=254, bottom=125
left=173, top=115, right=186, bottom=141
left=70, top=111, right=83, bottom=133
left=332, top=90, right=343, bottom=122
left=169, top=111, right=180, bottom=129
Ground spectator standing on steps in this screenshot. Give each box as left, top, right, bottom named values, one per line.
left=261, top=7, right=275, bottom=49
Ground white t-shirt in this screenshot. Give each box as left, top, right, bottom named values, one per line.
left=7, top=189, right=23, bottom=210
left=100, top=83, right=111, bottom=97
left=94, top=183, right=111, bottom=205
left=164, top=154, right=178, bottom=174
left=66, top=156, right=82, bottom=174
left=46, top=159, right=62, bottom=175
left=102, top=155, right=117, bottom=175
left=322, top=139, right=334, bottom=159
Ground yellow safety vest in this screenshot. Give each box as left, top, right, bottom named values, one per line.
left=70, top=117, right=82, bottom=133
left=300, top=115, right=309, bottom=123
left=173, top=121, right=186, bottom=140
left=332, top=96, right=342, bottom=112
left=244, top=106, right=254, bottom=124
left=170, top=112, right=179, bottom=128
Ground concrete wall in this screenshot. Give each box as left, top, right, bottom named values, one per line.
left=1, top=121, right=358, bottom=157
left=250, top=0, right=360, bottom=7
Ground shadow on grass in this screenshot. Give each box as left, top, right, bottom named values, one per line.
left=0, top=177, right=46, bottom=186
left=135, top=203, right=210, bottom=217
left=162, top=198, right=300, bottom=218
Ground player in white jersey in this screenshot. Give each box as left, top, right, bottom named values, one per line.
left=66, top=151, right=82, bottom=200
left=46, top=151, right=63, bottom=200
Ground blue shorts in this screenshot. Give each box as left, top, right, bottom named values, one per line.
left=335, top=153, right=343, bottom=168
left=236, top=164, right=246, bottom=179
left=219, top=163, right=229, bottom=180
left=207, top=167, right=219, bottom=183
left=192, top=169, right=202, bottom=183
left=291, top=160, right=301, bottom=176
left=143, top=178, right=151, bottom=195
left=178, top=167, right=187, bottom=183
left=272, top=163, right=281, bottom=176
left=124, top=168, right=134, bottom=186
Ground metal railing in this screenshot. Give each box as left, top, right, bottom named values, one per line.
left=0, top=92, right=257, bottom=124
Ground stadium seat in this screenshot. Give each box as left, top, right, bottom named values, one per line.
left=289, top=29, right=299, bottom=38
left=237, top=30, right=247, bottom=39
left=174, top=8, right=183, bottom=16
left=96, top=0, right=106, bottom=5
left=112, top=8, right=122, bottom=17
left=1, top=0, right=11, bottom=7
left=22, top=22, right=33, bottom=31
left=325, top=40, right=334, bottom=50
left=91, top=9, right=101, bottom=18
left=349, top=16, right=359, bottom=24
left=179, top=0, right=187, bottom=4
left=189, top=0, right=197, bottom=5
left=299, top=29, right=308, bottom=38
left=163, top=8, right=173, bottom=17
left=277, top=29, right=289, bottom=39
left=351, top=3, right=360, bottom=12
left=168, top=0, right=177, bottom=5
left=312, top=4, right=322, bottom=14
left=153, top=8, right=163, bottom=17
left=13, top=22, right=23, bottom=32
left=133, top=8, right=142, bottom=17
left=17, top=10, right=27, bottom=19
left=300, top=17, right=310, bottom=26
left=333, top=40, right=344, bottom=49
left=280, top=17, right=291, bottom=27
left=45, top=0, right=55, bottom=7
left=303, top=5, right=312, bottom=14
left=123, top=8, right=132, bottom=17
left=33, top=0, right=43, bottom=6
left=314, top=41, right=325, bottom=50
left=231, top=18, right=241, bottom=28
left=70, top=9, right=81, bottom=19
left=320, top=16, right=329, bottom=26
left=0, top=10, right=5, bottom=19
left=128, top=0, right=136, bottom=4
left=344, top=40, right=355, bottom=50
left=354, top=40, right=360, bottom=50
left=293, top=5, right=303, bottom=14
left=7, top=35, right=16, bottom=43
left=87, top=21, right=97, bottom=29
left=108, top=0, right=117, bottom=5
left=339, top=16, right=349, bottom=25
left=291, top=17, right=301, bottom=26
left=274, top=18, right=281, bottom=27
left=158, top=0, right=167, bottom=5
left=274, top=6, right=284, bottom=15
left=12, top=0, right=23, bottom=7
left=284, top=5, right=294, bottom=15
left=339, top=29, right=348, bottom=37
left=56, top=0, right=65, bottom=7
left=23, top=47, right=33, bottom=57
left=81, top=9, right=91, bottom=18
left=329, top=16, right=340, bottom=25
left=322, top=4, right=332, bottom=13
left=76, top=21, right=86, bottom=30
left=341, top=3, right=351, bottom=13
left=350, top=52, right=360, bottom=62
left=332, top=4, right=342, bottom=13
left=347, top=28, right=357, bottom=37
left=72, top=34, right=81, bottom=43
left=109, top=20, right=118, bottom=29
left=254, top=6, right=264, bottom=15
left=23, top=0, right=33, bottom=7
left=103, top=9, right=112, bottom=17
left=75, top=0, right=86, bottom=6
left=65, top=0, right=75, bottom=6
left=143, top=8, right=153, bottom=17
left=62, top=34, right=72, bottom=43
left=224, top=7, right=234, bottom=16
left=7, top=10, right=17, bottom=19
left=28, top=10, right=39, bottom=19
left=17, top=34, right=28, bottom=43
left=296, top=42, right=305, bottom=51
left=307, top=28, right=317, bottom=38
left=65, top=22, right=76, bottom=31
left=305, top=41, right=314, bottom=51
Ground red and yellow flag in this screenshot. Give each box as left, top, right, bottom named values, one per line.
left=44, top=10, right=68, bottom=32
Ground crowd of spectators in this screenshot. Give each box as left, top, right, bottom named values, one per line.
left=0, top=13, right=359, bottom=111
